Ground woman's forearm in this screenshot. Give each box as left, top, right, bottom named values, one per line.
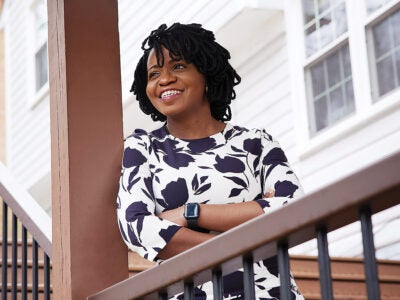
left=156, top=227, right=215, bottom=260
left=156, top=198, right=267, bottom=260
left=198, top=201, right=264, bottom=232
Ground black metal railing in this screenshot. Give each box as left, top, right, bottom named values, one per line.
left=88, top=151, right=400, bottom=300
left=0, top=162, right=52, bottom=300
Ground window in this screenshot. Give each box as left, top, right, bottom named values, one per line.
left=307, top=44, right=355, bottom=133
left=302, top=0, right=354, bottom=135
left=369, top=8, right=400, bottom=98
left=285, top=0, right=400, bottom=152
left=32, top=0, right=48, bottom=92
left=302, top=0, right=348, bottom=57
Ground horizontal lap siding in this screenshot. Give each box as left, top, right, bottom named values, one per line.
left=5, top=2, right=51, bottom=191
left=299, top=108, right=400, bottom=192
left=231, top=13, right=297, bottom=163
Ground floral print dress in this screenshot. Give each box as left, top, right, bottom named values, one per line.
left=117, top=123, right=304, bottom=299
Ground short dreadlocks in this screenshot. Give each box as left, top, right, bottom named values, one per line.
left=130, top=23, right=241, bottom=122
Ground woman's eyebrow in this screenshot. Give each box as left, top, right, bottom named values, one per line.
left=147, top=64, right=158, bottom=71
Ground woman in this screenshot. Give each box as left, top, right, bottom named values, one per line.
left=117, top=23, right=304, bottom=299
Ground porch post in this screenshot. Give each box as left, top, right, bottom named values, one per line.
left=48, top=0, right=129, bottom=299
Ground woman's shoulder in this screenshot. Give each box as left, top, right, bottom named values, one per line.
left=124, top=125, right=167, bottom=146
left=229, top=123, right=273, bottom=141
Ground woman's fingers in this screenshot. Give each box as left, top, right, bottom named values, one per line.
left=264, top=189, right=275, bottom=198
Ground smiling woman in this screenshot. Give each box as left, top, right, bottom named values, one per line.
left=116, top=23, right=305, bottom=299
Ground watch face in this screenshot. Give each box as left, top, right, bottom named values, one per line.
left=185, top=203, right=199, bottom=219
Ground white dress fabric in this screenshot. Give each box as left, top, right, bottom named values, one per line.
left=117, top=123, right=304, bottom=299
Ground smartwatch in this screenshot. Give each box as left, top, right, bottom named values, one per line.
left=183, top=203, right=200, bottom=229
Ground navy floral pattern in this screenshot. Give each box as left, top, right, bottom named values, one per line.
left=117, top=123, right=304, bottom=299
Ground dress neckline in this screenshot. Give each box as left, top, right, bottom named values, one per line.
left=163, top=122, right=232, bottom=143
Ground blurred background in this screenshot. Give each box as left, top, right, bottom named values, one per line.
left=0, top=0, right=399, bottom=260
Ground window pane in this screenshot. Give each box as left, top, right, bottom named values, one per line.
left=327, top=51, right=341, bottom=87
left=318, top=0, right=330, bottom=14
left=373, top=18, right=391, bottom=58
left=311, top=63, right=326, bottom=96
left=35, top=42, right=48, bottom=91
left=33, top=0, right=48, bottom=93
left=334, top=3, right=347, bottom=36
left=376, top=56, right=395, bottom=96
left=370, top=8, right=400, bottom=98
left=315, top=96, right=328, bottom=131
left=342, top=44, right=351, bottom=77
left=392, top=10, right=400, bottom=46
left=330, top=86, right=345, bottom=122
left=346, top=80, right=355, bottom=107
left=365, top=0, right=395, bottom=14
left=303, top=0, right=316, bottom=24
left=319, top=12, right=334, bottom=48
left=305, top=23, right=318, bottom=57
left=302, top=0, right=347, bottom=57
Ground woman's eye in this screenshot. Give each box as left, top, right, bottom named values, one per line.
left=174, top=63, right=185, bottom=70
left=148, top=72, right=159, bottom=79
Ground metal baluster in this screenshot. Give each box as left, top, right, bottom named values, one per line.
left=11, top=214, right=18, bottom=300
left=32, top=240, right=39, bottom=300
left=316, top=225, right=333, bottom=300
left=44, top=253, right=51, bottom=300
left=243, top=256, right=255, bottom=299
left=212, top=269, right=223, bottom=300
left=184, top=282, right=194, bottom=300
left=2, top=202, right=8, bottom=300
left=21, top=226, right=28, bottom=300
left=278, top=242, right=291, bottom=300
left=360, top=206, right=380, bottom=299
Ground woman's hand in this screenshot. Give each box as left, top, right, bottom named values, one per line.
left=157, top=206, right=187, bottom=227
left=264, top=189, right=275, bottom=198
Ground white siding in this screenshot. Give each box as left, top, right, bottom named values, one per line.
left=4, top=1, right=51, bottom=193
left=229, top=12, right=298, bottom=163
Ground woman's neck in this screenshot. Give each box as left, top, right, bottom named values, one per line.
left=166, top=117, right=226, bottom=139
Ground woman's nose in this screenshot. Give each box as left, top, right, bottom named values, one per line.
left=159, top=69, right=176, bottom=85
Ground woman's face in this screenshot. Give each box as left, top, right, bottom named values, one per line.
left=146, top=46, right=209, bottom=121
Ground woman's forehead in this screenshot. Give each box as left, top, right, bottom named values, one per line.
left=146, top=46, right=183, bottom=68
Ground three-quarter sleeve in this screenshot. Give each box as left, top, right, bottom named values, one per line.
left=116, top=132, right=181, bottom=261
left=254, top=129, right=304, bottom=213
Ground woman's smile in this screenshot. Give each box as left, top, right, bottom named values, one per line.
left=160, top=89, right=183, bottom=102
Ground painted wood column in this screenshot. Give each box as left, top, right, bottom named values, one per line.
left=48, top=0, right=129, bottom=299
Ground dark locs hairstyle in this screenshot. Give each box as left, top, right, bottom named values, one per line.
left=130, top=23, right=241, bottom=122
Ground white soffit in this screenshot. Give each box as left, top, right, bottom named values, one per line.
left=215, top=4, right=281, bottom=68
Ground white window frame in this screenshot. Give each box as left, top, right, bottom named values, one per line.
left=27, top=0, right=49, bottom=109
left=284, top=0, right=400, bottom=159
left=365, top=1, right=400, bottom=101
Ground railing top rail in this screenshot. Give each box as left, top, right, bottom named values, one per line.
left=0, top=162, right=52, bottom=257
left=88, top=150, right=400, bottom=300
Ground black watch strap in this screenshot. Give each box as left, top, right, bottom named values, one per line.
left=187, top=218, right=198, bottom=229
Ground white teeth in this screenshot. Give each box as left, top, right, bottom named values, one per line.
left=161, top=90, right=181, bottom=98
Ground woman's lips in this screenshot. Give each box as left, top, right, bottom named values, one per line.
left=160, top=89, right=183, bottom=102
